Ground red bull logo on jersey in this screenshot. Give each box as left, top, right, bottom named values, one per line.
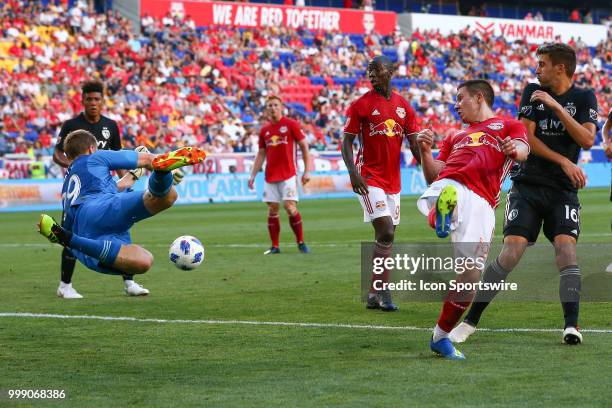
left=369, top=119, right=403, bottom=138
left=266, top=135, right=288, bottom=147
left=454, top=131, right=501, bottom=152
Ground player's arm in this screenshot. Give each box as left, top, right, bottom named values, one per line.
left=530, top=90, right=596, bottom=149
left=53, top=124, right=71, bottom=168
left=498, top=138, right=529, bottom=162
left=497, top=120, right=530, bottom=162
left=116, top=170, right=139, bottom=192
left=521, top=118, right=586, bottom=189
left=248, top=147, right=266, bottom=190
left=405, top=132, right=421, bottom=165
left=416, top=129, right=445, bottom=185
left=603, top=112, right=612, bottom=158
left=341, top=132, right=368, bottom=195
left=111, top=122, right=129, bottom=179
left=297, top=138, right=311, bottom=185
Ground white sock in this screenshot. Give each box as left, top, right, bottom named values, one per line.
left=60, top=281, right=71, bottom=288
left=433, top=324, right=449, bottom=342
left=124, top=280, right=134, bottom=286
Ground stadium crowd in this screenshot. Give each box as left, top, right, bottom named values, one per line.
left=0, top=0, right=610, bottom=177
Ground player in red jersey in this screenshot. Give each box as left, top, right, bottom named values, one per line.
left=416, top=80, right=529, bottom=359
left=248, top=95, right=311, bottom=254
left=341, top=55, right=420, bottom=311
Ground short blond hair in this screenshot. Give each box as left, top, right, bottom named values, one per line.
left=64, top=130, right=97, bottom=159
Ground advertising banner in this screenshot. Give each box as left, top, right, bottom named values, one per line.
left=141, top=0, right=397, bottom=35
left=410, top=12, right=608, bottom=46
left=1, top=163, right=608, bottom=212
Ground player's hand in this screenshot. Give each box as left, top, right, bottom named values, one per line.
left=349, top=172, right=369, bottom=196
left=301, top=171, right=311, bottom=186
left=530, top=90, right=561, bottom=111
left=604, top=143, right=612, bottom=159
left=560, top=159, right=587, bottom=189
left=497, top=136, right=518, bottom=159
left=172, top=168, right=184, bottom=185
left=248, top=176, right=255, bottom=190
left=416, top=129, right=434, bottom=152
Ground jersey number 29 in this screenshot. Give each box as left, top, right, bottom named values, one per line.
left=63, top=174, right=81, bottom=208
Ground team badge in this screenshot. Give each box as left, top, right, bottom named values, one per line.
left=486, top=122, right=504, bottom=131
left=102, top=128, right=110, bottom=139
left=375, top=201, right=386, bottom=209
left=564, top=103, right=576, bottom=117
left=508, top=209, right=518, bottom=221
left=396, top=107, right=406, bottom=119
left=521, top=106, right=532, bottom=116
left=279, top=126, right=288, bottom=133
left=589, top=108, right=598, bottom=121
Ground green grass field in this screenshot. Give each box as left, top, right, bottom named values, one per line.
left=1, top=188, right=611, bottom=407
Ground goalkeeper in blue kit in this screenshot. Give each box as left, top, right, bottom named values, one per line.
left=38, top=129, right=206, bottom=277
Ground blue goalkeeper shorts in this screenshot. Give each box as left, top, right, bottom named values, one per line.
left=66, top=191, right=151, bottom=274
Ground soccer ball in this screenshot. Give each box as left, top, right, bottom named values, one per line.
left=169, top=235, right=205, bottom=270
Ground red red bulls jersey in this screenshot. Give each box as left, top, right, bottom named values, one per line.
left=344, top=90, right=419, bottom=194
left=436, top=117, right=528, bottom=208
left=259, top=117, right=305, bottom=183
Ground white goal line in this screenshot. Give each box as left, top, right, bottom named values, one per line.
left=1, top=312, right=611, bottom=334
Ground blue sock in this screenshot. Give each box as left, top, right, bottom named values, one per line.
left=148, top=170, right=173, bottom=197
left=69, top=234, right=122, bottom=266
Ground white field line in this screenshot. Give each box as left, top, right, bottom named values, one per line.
left=1, top=312, right=611, bottom=334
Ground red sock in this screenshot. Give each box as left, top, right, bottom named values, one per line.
left=428, top=206, right=436, bottom=229
left=268, top=215, right=280, bottom=248
left=436, top=289, right=475, bottom=332
left=370, top=241, right=393, bottom=294
left=289, top=212, right=304, bottom=243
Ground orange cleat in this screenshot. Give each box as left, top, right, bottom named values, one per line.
left=152, top=147, right=207, bottom=172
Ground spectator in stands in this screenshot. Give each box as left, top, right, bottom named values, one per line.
left=569, top=9, right=581, bottom=23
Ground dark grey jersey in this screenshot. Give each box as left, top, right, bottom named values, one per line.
left=512, top=83, right=598, bottom=191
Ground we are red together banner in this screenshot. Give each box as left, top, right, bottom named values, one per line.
left=141, top=0, right=397, bottom=34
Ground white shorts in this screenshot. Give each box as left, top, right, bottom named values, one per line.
left=417, top=178, right=495, bottom=259
left=358, top=186, right=401, bottom=225
left=263, top=176, right=299, bottom=203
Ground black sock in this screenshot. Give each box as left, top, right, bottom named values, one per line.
left=60, top=247, right=77, bottom=284
left=559, top=265, right=581, bottom=328
left=464, top=258, right=511, bottom=326
left=122, top=275, right=134, bottom=281
left=52, top=223, right=73, bottom=247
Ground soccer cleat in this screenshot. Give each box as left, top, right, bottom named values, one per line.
left=366, top=291, right=399, bottom=311
left=606, top=262, right=612, bottom=273
left=38, top=214, right=64, bottom=245
left=124, top=280, right=150, bottom=296
left=563, top=326, right=583, bottom=345
left=430, top=337, right=466, bottom=360
left=379, top=289, right=399, bottom=311
left=449, top=321, right=477, bottom=343
left=57, top=282, right=83, bottom=299
left=264, top=247, right=281, bottom=255
left=152, top=147, right=206, bottom=172
left=366, top=294, right=381, bottom=309
left=435, top=185, right=457, bottom=238
left=298, top=242, right=311, bottom=254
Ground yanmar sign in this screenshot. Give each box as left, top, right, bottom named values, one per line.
left=410, top=13, right=607, bottom=46
left=141, top=0, right=397, bottom=34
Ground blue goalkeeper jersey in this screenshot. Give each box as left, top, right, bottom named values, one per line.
left=61, top=150, right=138, bottom=211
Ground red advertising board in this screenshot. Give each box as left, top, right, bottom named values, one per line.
left=141, top=0, right=397, bottom=34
